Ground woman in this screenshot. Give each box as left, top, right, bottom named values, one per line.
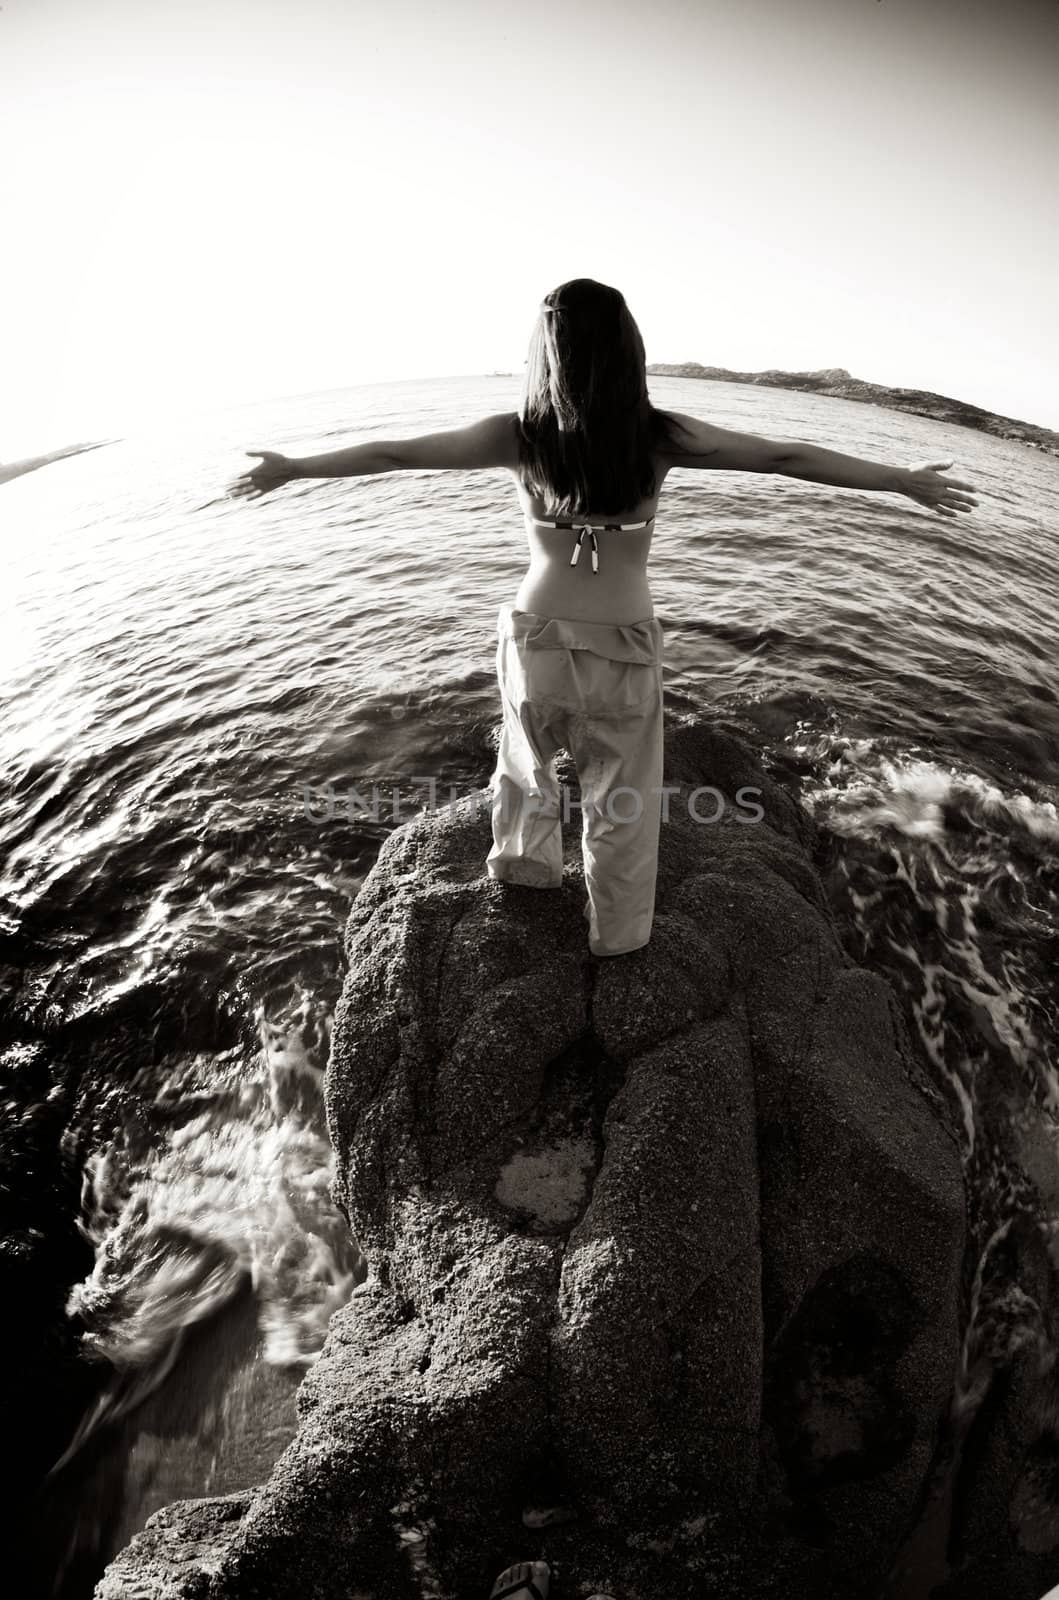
left=232, top=277, right=977, bottom=958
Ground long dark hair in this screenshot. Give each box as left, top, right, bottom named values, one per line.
left=516, top=278, right=689, bottom=516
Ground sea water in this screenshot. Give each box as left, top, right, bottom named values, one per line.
left=2, top=374, right=1057, bottom=1594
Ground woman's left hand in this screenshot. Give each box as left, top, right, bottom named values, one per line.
left=899, top=460, right=979, bottom=517
left=229, top=450, right=299, bottom=500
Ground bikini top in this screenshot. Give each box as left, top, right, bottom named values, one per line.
left=531, top=515, right=656, bottom=574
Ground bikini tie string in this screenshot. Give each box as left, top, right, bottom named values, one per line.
left=568, top=525, right=600, bottom=574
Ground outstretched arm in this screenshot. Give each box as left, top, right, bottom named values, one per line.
left=229, top=413, right=516, bottom=500
left=660, top=411, right=979, bottom=517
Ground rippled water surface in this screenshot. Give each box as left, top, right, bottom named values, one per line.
left=3, top=375, right=1058, bottom=1595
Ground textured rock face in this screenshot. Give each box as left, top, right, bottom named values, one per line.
left=96, top=717, right=967, bottom=1600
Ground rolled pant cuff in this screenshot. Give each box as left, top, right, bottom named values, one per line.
left=486, top=861, right=563, bottom=889
left=589, top=938, right=650, bottom=957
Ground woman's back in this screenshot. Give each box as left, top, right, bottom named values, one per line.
left=509, top=423, right=668, bottom=626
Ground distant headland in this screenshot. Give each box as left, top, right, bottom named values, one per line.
left=0, top=439, right=116, bottom=486
left=645, top=364, right=1059, bottom=458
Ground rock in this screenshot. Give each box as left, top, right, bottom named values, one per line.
left=929, top=1546, right=1059, bottom=1600
left=95, top=715, right=967, bottom=1600
left=95, top=1496, right=253, bottom=1600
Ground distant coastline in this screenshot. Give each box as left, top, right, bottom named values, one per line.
left=8, top=368, right=1056, bottom=481
left=644, top=364, right=1059, bottom=459
left=0, top=439, right=115, bottom=486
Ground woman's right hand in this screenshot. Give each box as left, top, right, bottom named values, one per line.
left=899, top=460, right=979, bottom=517
left=229, top=450, right=300, bottom=501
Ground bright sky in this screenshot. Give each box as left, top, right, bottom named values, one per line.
left=2, top=0, right=1057, bottom=457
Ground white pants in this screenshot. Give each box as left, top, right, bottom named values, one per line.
left=486, top=604, right=665, bottom=957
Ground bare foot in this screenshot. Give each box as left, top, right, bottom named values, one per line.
left=521, top=1504, right=575, bottom=1528
left=489, top=1559, right=550, bottom=1600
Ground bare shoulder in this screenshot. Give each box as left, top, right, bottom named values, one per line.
left=654, top=409, right=793, bottom=474
left=457, top=410, right=521, bottom=464
left=653, top=409, right=732, bottom=468
left=503, top=410, right=524, bottom=466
